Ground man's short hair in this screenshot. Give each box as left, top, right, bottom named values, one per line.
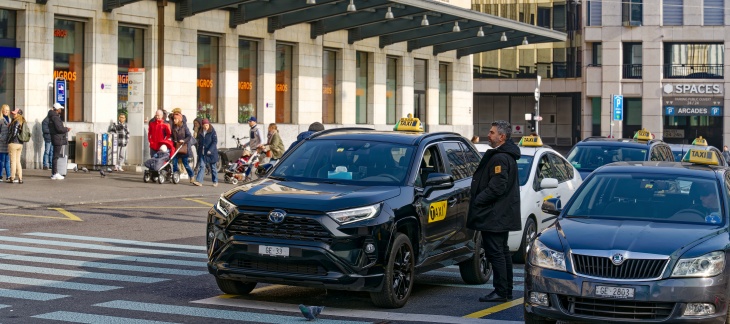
left=491, top=120, right=512, bottom=140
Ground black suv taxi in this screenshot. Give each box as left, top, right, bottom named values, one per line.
left=207, top=117, right=489, bottom=308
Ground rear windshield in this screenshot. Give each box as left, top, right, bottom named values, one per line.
left=565, top=173, right=724, bottom=225
left=567, top=146, right=647, bottom=172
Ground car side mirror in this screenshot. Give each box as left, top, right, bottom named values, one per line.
left=542, top=197, right=562, bottom=216
left=540, top=178, right=559, bottom=189
left=424, top=173, right=454, bottom=196
left=256, top=163, right=273, bottom=177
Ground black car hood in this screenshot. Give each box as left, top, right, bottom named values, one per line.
left=558, top=218, right=723, bottom=256
left=226, top=179, right=401, bottom=212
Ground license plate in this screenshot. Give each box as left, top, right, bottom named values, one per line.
left=258, top=245, right=289, bottom=257
left=595, top=285, right=635, bottom=299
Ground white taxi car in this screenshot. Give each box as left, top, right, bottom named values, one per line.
left=475, top=135, right=582, bottom=262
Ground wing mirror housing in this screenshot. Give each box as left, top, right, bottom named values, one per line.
left=256, top=163, right=274, bottom=177
left=540, top=178, right=559, bottom=189
left=424, top=173, right=454, bottom=196
left=542, top=197, right=562, bottom=216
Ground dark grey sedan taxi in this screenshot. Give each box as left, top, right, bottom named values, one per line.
left=525, top=150, right=730, bottom=323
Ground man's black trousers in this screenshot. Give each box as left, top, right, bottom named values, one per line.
left=481, top=231, right=513, bottom=297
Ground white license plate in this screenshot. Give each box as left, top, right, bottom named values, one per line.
left=258, top=245, right=289, bottom=257
left=595, top=285, right=635, bottom=299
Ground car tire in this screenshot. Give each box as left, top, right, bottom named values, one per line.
left=513, top=217, right=537, bottom=264
left=524, top=309, right=556, bottom=324
left=215, top=277, right=257, bottom=295
left=370, top=233, right=414, bottom=308
left=458, top=231, right=492, bottom=284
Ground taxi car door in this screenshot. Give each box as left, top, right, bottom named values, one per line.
left=437, top=142, right=475, bottom=249
left=415, top=144, right=462, bottom=262
left=531, top=153, right=560, bottom=224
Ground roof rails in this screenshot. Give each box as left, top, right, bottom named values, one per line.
left=308, top=127, right=375, bottom=140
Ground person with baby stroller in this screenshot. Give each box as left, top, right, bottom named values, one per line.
left=224, top=147, right=259, bottom=184
left=194, top=119, right=218, bottom=187
left=143, top=142, right=180, bottom=184
left=170, top=110, right=196, bottom=185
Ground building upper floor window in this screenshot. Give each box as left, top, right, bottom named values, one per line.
left=663, top=0, right=683, bottom=26
left=623, top=43, right=642, bottom=79
left=592, top=43, right=602, bottom=66
left=663, top=43, right=724, bottom=79
left=622, top=0, right=642, bottom=26
left=704, top=0, right=724, bottom=25
left=587, top=0, right=602, bottom=26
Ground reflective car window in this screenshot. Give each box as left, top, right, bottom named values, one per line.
left=565, top=173, right=723, bottom=225
left=443, top=142, right=469, bottom=181
left=567, top=146, right=647, bottom=172
left=459, top=142, right=481, bottom=174
left=548, top=153, right=570, bottom=183
left=271, top=139, right=414, bottom=185
left=517, top=155, right=534, bottom=186
left=415, top=145, right=446, bottom=188
left=533, top=154, right=555, bottom=191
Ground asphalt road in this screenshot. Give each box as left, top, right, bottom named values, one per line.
left=0, top=178, right=528, bottom=324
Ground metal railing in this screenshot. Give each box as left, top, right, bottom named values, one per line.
left=622, top=64, right=642, bottom=79
left=473, top=63, right=582, bottom=79
left=663, top=64, right=724, bottom=79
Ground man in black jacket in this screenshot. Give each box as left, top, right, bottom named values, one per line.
left=467, top=120, right=522, bottom=302
left=48, top=104, right=70, bottom=180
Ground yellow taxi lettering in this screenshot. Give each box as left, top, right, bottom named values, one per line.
left=428, top=201, right=448, bottom=223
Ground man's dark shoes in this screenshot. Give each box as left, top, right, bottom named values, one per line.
left=479, top=291, right=508, bottom=302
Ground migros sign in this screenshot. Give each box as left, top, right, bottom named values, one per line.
left=663, top=83, right=723, bottom=95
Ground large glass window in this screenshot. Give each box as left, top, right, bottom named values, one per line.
left=356, top=51, right=369, bottom=124
left=117, top=26, right=144, bottom=117
left=591, top=97, right=601, bottom=136
left=622, top=0, right=643, bottom=26
left=414, top=59, right=427, bottom=121
left=438, top=64, right=448, bottom=125
left=276, top=43, right=293, bottom=124
left=592, top=43, right=602, bottom=66
left=197, top=35, right=219, bottom=122
left=623, top=42, right=642, bottom=79
left=386, top=57, right=397, bottom=125
left=323, top=49, right=336, bottom=124
left=664, top=43, right=724, bottom=78
left=0, top=10, right=16, bottom=108
left=54, top=19, right=85, bottom=122
left=238, top=39, right=257, bottom=124
left=623, top=98, right=642, bottom=137
left=588, top=0, right=602, bottom=26
left=663, top=0, right=683, bottom=25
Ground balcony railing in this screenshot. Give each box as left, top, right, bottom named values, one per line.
left=622, top=64, right=642, bottom=79
left=473, top=63, right=581, bottom=79
left=664, top=64, right=724, bottom=79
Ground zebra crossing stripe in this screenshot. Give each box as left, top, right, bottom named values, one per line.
left=0, top=244, right=206, bottom=267
left=0, top=304, right=10, bottom=309
left=95, top=300, right=371, bottom=324
left=32, top=311, right=179, bottom=324
left=0, top=236, right=206, bottom=259
left=25, top=233, right=205, bottom=251
left=0, top=275, right=121, bottom=292
left=0, top=253, right=207, bottom=276
left=0, top=264, right=166, bottom=283
left=0, top=288, right=68, bottom=301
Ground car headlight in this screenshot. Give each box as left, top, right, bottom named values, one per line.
left=529, top=239, right=566, bottom=272
left=327, top=204, right=381, bottom=225
left=671, top=251, right=725, bottom=278
left=214, top=196, right=236, bottom=217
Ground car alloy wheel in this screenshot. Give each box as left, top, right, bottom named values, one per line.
left=459, top=231, right=491, bottom=284
left=514, top=217, right=537, bottom=263
left=370, top=233, right=414, bottom=308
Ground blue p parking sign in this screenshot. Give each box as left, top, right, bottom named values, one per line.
left=612, top=95, right=623, bottom=121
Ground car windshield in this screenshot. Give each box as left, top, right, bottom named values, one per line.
left=517, top=155, right=534, bottom=186
left=565, top=173, right=724, bottom=225
left=270, top=139, right=414, bottom=185
left=567, top=146, right=647, bottom=172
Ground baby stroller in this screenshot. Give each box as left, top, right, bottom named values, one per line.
left=143, top=142, right=181, bottom=184
left=224, top=148, right=260, bottom=185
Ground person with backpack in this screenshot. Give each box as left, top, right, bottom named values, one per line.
left=6, top=108, right=29, bottom=184
left=49, top=104, right=70, bottom=180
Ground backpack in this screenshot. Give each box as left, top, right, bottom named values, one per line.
left=19, top=122, right=31, bottom=142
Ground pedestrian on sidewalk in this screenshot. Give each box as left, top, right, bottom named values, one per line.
left=248, top=116, right=265, bottom=153
left=723, top=146, right=730, bottom=165
left=0, top=104, right=10, bottom=181
left=6, top=108, right=28, bottom=184
left=263, top=123, right=285, bottom=165
left=170, top=110, right=195, bottom=183
left=191, top=117, right=202, bottom=172
left=195, top=119, right=218, bottom=187
left=108, top=113, right=130, bottom=172
left=49, top=104, right=71, bottom=180
left=148, top=109, right=171, bottom=157
left=41, top=103, right=60, bottom=171
left=467, top=120, right=522, bottom=303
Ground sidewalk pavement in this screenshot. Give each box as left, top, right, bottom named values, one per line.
left=0, top=168, right=228, bottom=210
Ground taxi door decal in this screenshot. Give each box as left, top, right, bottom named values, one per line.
left=428, top=201, right=448, bottom=223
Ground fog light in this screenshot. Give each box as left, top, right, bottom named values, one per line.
left=684, top=303, right=716, bottom=316
left=529, top=292, right=549, bottom=306
left=365, top=243, right=375, bottom=253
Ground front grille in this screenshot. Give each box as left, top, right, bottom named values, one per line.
left=228, top=212, right=333, bottom=245
left=573, top=254, right=667, bottom=280
left=231, top=259, right=327, bottom=276
left=559, top=296, right=674, bottom=320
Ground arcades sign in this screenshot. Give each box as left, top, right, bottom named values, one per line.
left=663, top=83, right=724, bottom=116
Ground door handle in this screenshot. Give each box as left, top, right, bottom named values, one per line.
left=448, top=197, right=458, bottom=206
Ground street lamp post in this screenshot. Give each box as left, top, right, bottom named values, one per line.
left=534, top=75, right=541, bottom=135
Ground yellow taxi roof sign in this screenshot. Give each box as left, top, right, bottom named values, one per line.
left=394, top=114, right=423, bottom=132
left=682, top=149, right=719, bottom=166
left=633, top=128, right=653, bottom=141
left=692, top=136, right=708, bottom=146
left=519, top=135, right=543, bottom=147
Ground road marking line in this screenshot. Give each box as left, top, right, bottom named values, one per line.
left=0, top=236, right=207, bottom=259
left=463, top=298, right=524, bottom=318
left=0, top=264, right=166, bottom=283
left=0, top=275, right=121, bottom=292
left=0, top=253, right=207, bottom=276
left=81, top=206, right=209, bottom=209
left=183, top=198, right=214, bottom=207
left=445, top=266, right=525, bottom=274
left=25, top=233, right=206, bottom=251
left=32, top=311, right=179, bottom=324
left=0, top=288, right=68, bottom=301
left=0, top=211, right=78, bottom=221
left=0, top=304, right=9, bottom=308
left=419, top=280, right=524, bottom=291
left=49, top=208, right=83, bottom=221
left=95, top=300, right=371, bottom=324
left=193, top=296, right=518, bottom=324
left=0, top=244, right=206, bottom=267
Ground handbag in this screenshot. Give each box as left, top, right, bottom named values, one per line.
left=176, top=142, right=188, bottom=155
